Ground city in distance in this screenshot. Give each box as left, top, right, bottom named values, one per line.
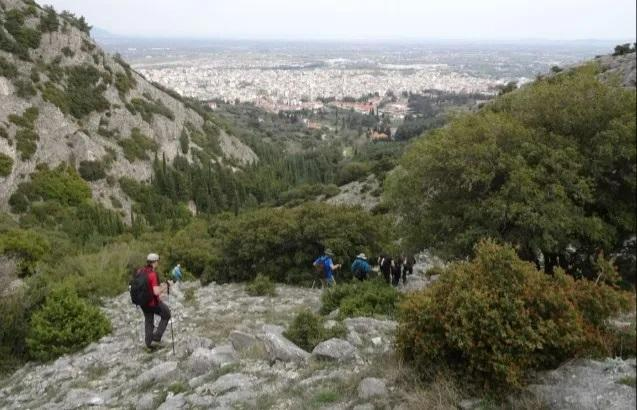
left=95, top=34, right=623, bottom=118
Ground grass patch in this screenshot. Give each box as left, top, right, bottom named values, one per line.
left=310, top=389, right=340, bottom=406
left=617, top=376, right=636, bottom=387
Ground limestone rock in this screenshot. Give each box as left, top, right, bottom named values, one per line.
left=358, top=377, right=387, bottom=399
left=136, top=361, right=178, bottom=386
left=187, top=345, right=237, bottom=375
left=229, top=330, right=259, bottom=351
left=528, top=358, right=636, bottom=410
left=312, top=338, right=356, bottom=362
left=259, top=327, right=310, bottom=363
left=136, top=393, right=157, bottom=410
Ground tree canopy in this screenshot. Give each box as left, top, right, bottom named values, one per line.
left=386, top=64, right=636, bottom=278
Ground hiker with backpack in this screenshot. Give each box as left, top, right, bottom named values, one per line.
left=351, top=253, right=372, bottom=281
left=391, top=255, right=402, bottom=287
left=130, top=253, right=172, bottom=351
left=379, top=255, right=392, bottom=285
left=401, top=254, right=416, bottom=284
left=313, top=248, right=341, bottom=288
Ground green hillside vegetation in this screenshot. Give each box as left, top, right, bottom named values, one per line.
left=386, top=63, right=636, bottom=283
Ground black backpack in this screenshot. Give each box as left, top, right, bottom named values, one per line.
left=129, top=268, right=153, bottom=306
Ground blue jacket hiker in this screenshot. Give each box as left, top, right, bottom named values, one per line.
left=351, top=253, right=371, bottom=281
left=171, top=264, right=183, bottom=282
left=313, top=248, right=341, bottom=288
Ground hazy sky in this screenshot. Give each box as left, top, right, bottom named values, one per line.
left=42, top=0, right=636, bottom=41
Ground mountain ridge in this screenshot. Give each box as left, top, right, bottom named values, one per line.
left=0, top=0, right=257, bottom=217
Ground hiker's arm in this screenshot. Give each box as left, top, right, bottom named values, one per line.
left=153, top=283, right=168, bottom=296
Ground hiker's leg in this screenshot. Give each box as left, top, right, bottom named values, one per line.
left=152, top=302, right=172, bottom=342
left=142, top=308, right=155, bottom=348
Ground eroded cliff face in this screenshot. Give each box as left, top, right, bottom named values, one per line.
left=0, top=0, right=256, bottom=214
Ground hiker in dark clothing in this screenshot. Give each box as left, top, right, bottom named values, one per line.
left=351, top=253, right=372, bottom=281
left=401, top=254, right=416, bottom=284
left=391, top=256, right=402, bottom=287
left=139, top=253, right=171, bottom=350
left=379, top=255, right=392, bottom=284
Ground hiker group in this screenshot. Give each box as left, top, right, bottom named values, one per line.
left=313, top=248, right=415, bottom=287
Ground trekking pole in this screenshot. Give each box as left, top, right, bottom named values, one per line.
left=168, top=282, right=175, bottom=355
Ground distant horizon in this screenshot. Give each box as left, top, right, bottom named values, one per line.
left=43, top=0, right=636, bottom=43
left=92, top=27, right=635, bottom=45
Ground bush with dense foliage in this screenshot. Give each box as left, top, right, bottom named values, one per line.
left=118, top=128, right=158, bottom=162
left=245, top=273, right=277, bottom=296
left=0, top=229, right=50, bottom=276
left=203, top=203, right=390, bottom=284
left=283, top=309, right=347, bottom=352
left=319, top=279, right=399, bottom=319
left=10, top=164, right=91, bottom=211
left=386, top=64, right=636, bottom=278
left=396, top=240, right=634, bottom=392
left=78, top=160, right=106, bottom=181
left=26, top=286, right=111, bottom=361
left=0, top=153, right=14, bottom=177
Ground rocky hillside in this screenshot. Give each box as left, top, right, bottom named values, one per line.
left=596, top=52, right=637, bottom=87
left=1, top=265, right=634, bottom=410
left=0, top=0, right=256, bottom=214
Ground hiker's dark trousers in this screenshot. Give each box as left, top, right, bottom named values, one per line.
left=141, top=302, right=171, bottom=348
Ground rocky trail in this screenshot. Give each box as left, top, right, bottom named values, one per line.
left=0, top=267, right=635, bottom=410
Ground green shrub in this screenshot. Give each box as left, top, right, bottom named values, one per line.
left=78, top=160, right=106, bottom=181
left=0, top=125, right=8, bottom=140
left=396, top=240, right=633, bottom=392
left=41, top=241, right=146, bottom=302
left=61, top=46, right=75, bottom=58
left=0, top=153, right=13, bottom=177
left=15, top=128, right=38, bottom=159
left=283, top=309, right=346, bottom=352
left=0, top=229, right=51, bottom=276
left=26, top=286, right=111, bottom=361
left=0, top=56, right=18, bottom=78
left=337, top=161, right=371, bottom=185
left=8, top=105, right=39, bottom=128
left=42, top=82, right=69, bottom=113
left=13, top=78, right=36, bottom=98
left=115, top=71, right=136, bottom=97
left=60, top=11, right=91, bottom=34
left=179, top=129, right=189, bottom=154
left=203, top=203, right=389, bottom=285
left=320, top=279, right=399, bottom=319
left=38, top=6, right=60, bottom=33
left=245, top=273, right=277, bottom=296
left=128, top=97, right=174, bottom=123
left=4, top=9, right=41, bottom=50
left=65, top=65, right=110, bottom=118
left=162, top=220, right=215, bottom=276
left=118, top=128, right=159, bottom=162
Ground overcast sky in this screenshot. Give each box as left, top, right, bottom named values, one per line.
left=42, top=0, right=636, bottom=41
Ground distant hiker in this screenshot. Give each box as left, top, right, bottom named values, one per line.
left=130, top=253, right=171, bottom=350
left=401, top=254, right=416, bottom=284
left=379, top=255, right=392, bottom=284
left=351, top=253, right=372, bottom=281
left=313, top=248, right=341, bottom=288
left=171, top=264, right=183, bottom=282
left=391, top=256, right=402, bottom=287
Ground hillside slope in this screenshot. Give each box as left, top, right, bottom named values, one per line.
left=0, top=0, right=256, bottom=214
